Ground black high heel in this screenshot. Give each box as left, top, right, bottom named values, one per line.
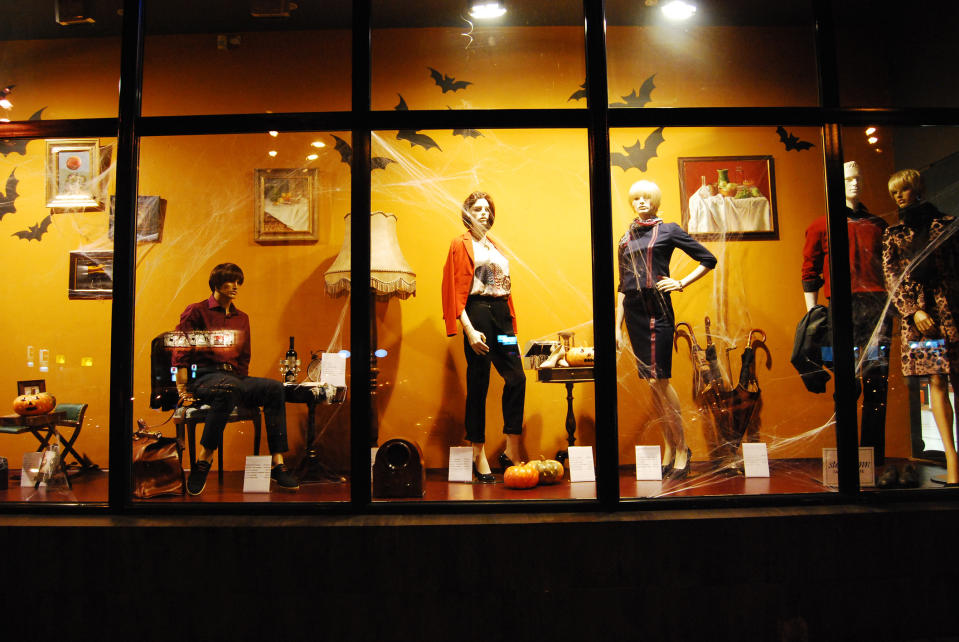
left=498, top=453, right=515, bottom=471
left=473, top=463, right=496, bottom=484
left=667, top=448, right=692, bottom=480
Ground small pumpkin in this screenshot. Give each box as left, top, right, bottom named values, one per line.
left=565, top=347, right=594, bottom=367
left=536, top=458, right=565, bottom=485
left=504, top=462, right=539, bottom=489
left=13, top=392, right=57, bottom=416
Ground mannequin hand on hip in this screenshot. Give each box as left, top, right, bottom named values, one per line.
left=465, top=327, right=489, bottom=355
left=914, top=310, right=937, bottom=335
left=656, top=276, right=684, bottom=293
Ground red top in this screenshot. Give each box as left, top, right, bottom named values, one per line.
left=442, top=231, right=518, bottom=337
left=171, top=295, right=252, bottom=377
left=801, top=206, right=887, bottom=299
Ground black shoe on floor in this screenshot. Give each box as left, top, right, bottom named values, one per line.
left=497, top=453, right=515, bottom=471
left=271, top=464, right=300, bottom=492
left=187, top=459, right=212, bottom=496
left=473, top=464, right=496, bottom=484
left=877, top=464, right=898, bottom=489
left=898, top=463, right=919, bottom=488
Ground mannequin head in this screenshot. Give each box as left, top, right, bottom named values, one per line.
left=461, top=191, right=495, bottom=236
left=628, top=180, right=662, bottom=219
left=887, top=169, right=923, bottom=209
left=843, top=160, right=861, bottom=208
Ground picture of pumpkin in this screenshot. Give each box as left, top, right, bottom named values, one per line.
left=12, top=392, right=57, bottom=416
left=503, top=462, right=539, bottom=489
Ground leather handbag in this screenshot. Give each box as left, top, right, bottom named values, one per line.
left=132, top=427, right=185, bottom=498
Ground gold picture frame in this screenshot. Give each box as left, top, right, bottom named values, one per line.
left=253, top=168, right=319, bottom=244
left=45, top=138, right=104, bottom=210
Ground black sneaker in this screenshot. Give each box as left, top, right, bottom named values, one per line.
left=187, top=459, right=212, bottom=496
left=271, top=464, right=300, bottom=492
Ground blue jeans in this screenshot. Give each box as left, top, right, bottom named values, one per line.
left=190, top=372, right=289, bottom=454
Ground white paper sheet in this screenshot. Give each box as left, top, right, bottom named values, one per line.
left=320, top=352, right=347, bottom=388
left=568, top=446, right=596, bottom=482
left=635, top=445, right=663, bottom=481
left=20, top=452, right=41, bottom=487
left=742, top=442, right=770, bottom=478
left=822, top=447, right=875, bottom=487
left=448, top=447, right=473, bottom=483
left=242, top=455, right=272, bottom=493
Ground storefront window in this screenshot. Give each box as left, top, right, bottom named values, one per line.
left=368, top=127, right=596, bottom=502
left=841, top=125, right=959, bottom=491
left=133, top=132, right=351, bottom=503
left=0, top=2, right=122, bottom=120
left=142, top=3, right=352, bottom=116
left=612, top=125, right=840, bottom=498
left=372, top=1, right=586, bottom=110
left=606, top=0, right=818, bottom=108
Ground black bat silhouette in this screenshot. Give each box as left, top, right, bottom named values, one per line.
left=453, top=128, right=483, bottom=139
left=392, top=94, right=442, bottom=151
left=13, top=214, right=53, bottom=242
left=0, top=107, right=46, bottom=157
left=568, top=81, right=588, bottom=102
left=609, top=74, right=656, bottom=108
left=0, top=168, right=18, bottom=220
left=776, top=126, right=814, bottom=152
left=428, top=67, right=472, bottom=93
left=330, top=134, right=395, bottom=171
left=610, top=127, right=666, bottom=172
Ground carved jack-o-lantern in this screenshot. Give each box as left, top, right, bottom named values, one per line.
left=12, top=392, right=57, bottom=416
left=565, top=347, right=594, bottom=367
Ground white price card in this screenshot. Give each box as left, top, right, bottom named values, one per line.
left=568, top=446, right=596, bottom=482
left=822, top=447, right=875, bottom=487
left=21, top=452, right=41, bottom=487
left=742, top=442, right=770, bottom=478
left=243, top=455, right=272, bottom=493
left=448, top=447, right=473, bottom=483
left=635, top=445, right=663, bottom=481
left=320, top=352, right=347, bottom=388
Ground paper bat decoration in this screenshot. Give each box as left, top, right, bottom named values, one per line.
left=330, top=134, right=395, bottom=171
left=776, top=126, right=814, bottom=152
left=0, top=107, right=46, bottom=157
left=0, top=168, right=18, bottom=220
left=13, top=214, right=53, bottom=242
left=610, top=127, right=666, bottom=172
left=609, top=74, right=656, bottom=108
left=453, top=128, right=483, bottom=139
left=568, top=81, right=587, bottom=102
left=428, top=67, right=472, bottom=93
left=393, top=94, right=442, bottom=151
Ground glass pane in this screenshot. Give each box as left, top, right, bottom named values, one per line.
left=142, top=2, right=351, bottom=116
left=372, top=1, right=586, bottom=110
left=613, top=125, right=839, bottom=498
left=0, top=136, right=116, bottom=503
left=370, top=127, right=596, bottom=502
left=0, top=2, right=123, bottom=120
left=842, top=125, right=959, bottom=490
left=133, top=132, right=351, bottom=503
left=606, top=0, right=817, bottom=108
left=836, top=1, right=959, bottom=108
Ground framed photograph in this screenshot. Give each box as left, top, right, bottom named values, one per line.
left=678, top=155, right=779, bottom=240
left=109, top=195, right=165, bottom=243
left=45, top=139, right=104, bottom=209
left=68, top=250, right=113, bottom=300
left=17, top=380, right=46, bottom=396
left=253, top=168, right=319, bottom=243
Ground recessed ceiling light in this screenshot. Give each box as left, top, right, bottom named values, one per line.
left=268, top=150, right=277, bottom=157
left=868, top=136, right=878, bottom=144
left=661, top=0, right=696, bottom=20
left=865, top=127, right=876, bottom=135
left=469, top=1, right=507, bottom=20
left=306, top=153, right=318, bottom=161
left=268, top=131, right=278, bottom=137
left=311, top=141, right=325, bottom=148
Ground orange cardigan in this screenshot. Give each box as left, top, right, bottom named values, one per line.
left=441, top=231, right=518, bottom=337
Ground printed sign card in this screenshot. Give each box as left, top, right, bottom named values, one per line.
left=371, top=447, right=378, bottom=482
left=242, top=455, right=272, bottom=493
left=742, top=442, right=770, bottom=478
left=822, top=447, right=875, bottom=487
left=568, top=446, right=596, bottom=482
left=635, top=445, right=663, bottom=481
left=448, top=447, right=473, bottom=483
left=20, top=452, right=41, bottom=487
left=320, top=352, right=347, bottom=388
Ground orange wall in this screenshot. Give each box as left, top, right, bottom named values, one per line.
left=0, top=25, right=908, bottom=474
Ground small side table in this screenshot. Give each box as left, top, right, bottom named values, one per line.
left=0, top=412, right=71, bottom=489
left=536, top=367, right=594, bottom=466
left=284, top=383, right=347, bottom=483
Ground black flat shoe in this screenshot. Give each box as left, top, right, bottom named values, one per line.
left=898, top=463, right=919, bottom=488
left=473, top=464, right=495, bottom=484
left=877, top=465, right=898, bottom=489
left=497, top=453, right=515, bottom=471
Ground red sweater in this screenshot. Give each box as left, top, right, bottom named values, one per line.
left=801, top=206, right=887, bottom=299
left=442, top=232, right=518, bottom=337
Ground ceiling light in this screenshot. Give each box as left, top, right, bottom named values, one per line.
left=661, top=0, right=697, bottom=20
left=306, top=153, right=318, bottom=161
left=0, top=118, right=9, bottom=123
left=0, top=84, right=14, bottom=110
left=865, top=127, right=876, bottom=135
left=868, top=136, right=878, bottom=144
left=0, top=99, right=10, bottom=110
left=268, top=131, right=278, bottom=137
left=469, top=1, right=507, bottom=19
left=268, top=150, right=277, bottom=157
left=310, top=141, right=325, bottom=148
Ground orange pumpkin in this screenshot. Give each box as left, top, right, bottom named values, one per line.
left=565, top=347, right=594, bottom=367
left=504, top=462, right=539, bottom=489
left=13, top=392, right=57, bottom=416
left=537, top=458, right=565, bottom=484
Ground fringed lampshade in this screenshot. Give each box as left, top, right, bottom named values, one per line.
left=324, top=211, right=416, bottom=300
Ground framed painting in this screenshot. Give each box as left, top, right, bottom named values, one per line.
left=17, top=380, right=46, bottom=396
left=68, top=250, right=113, bottom=300
left=678, top=155, right=779, bottom=241
left=253, top=168, right=319, bottom=243
left=109, top=195, right=165, bottom=243
left=45, top=139, right=103, bottom=209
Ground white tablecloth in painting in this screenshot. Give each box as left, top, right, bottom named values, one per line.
left=264, top=200, right=309, bottom=231
left=688, top=191, right=771, bottom=234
